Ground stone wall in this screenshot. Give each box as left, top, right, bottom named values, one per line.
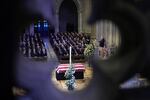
left=25, top=0, right=120, bottom=47
left=55, top=0, right=95, bottom=34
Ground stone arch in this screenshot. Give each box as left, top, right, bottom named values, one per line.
left=55, top=0, right=82, bottom=33
left=56, top=0, right=81, bottom=14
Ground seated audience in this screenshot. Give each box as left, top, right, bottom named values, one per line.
left=49, top=32, right=91, bottom=61
left=19, top=33, right=47, bottom=58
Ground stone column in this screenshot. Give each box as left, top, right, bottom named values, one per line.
left=25, top=27, right=29, bottom=34
left=100, top=21, right=103, bottom=40
left=105, top=21, right=107, bottom=45
left=29, top=23, right=34, bottom=35
left=96, top=23, right=98, bottom=41
left=112, top=23, right=115, bottom=46
left=115, top=26, right=120, bottom=47
left=96, top=22, right=100, bottom=42
left=109, top=22, right=112, bottom=46
left=55, top=13, right=59, bottom=33
left=78, top=11, right=82, bottom=33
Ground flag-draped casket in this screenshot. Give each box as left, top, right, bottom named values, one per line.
left=56, top=63, right=85, bottom=80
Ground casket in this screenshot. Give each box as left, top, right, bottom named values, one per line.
left=56, top=63, right=85, bottom=80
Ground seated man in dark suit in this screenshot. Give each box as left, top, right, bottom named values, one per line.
left=99, top=38, right=106, bottom=48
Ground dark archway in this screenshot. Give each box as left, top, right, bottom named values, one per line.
left=59, top=0, right=78, bottom=32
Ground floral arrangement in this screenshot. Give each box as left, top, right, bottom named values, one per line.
left=84, top=40, right=95, bottom=57
left=84, top=40, right=95, bottom=67
left=64, top=64, right=76, bottom=91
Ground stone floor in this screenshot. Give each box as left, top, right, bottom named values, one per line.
left=51, top=66, right=93, bottom=92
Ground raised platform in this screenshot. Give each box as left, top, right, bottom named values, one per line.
left=51, top=66, right=93, bottom=92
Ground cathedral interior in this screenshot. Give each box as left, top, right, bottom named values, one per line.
left=7, top=0, right=150, bottom=100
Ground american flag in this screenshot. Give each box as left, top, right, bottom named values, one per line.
left=56, top=63, right=85, bottom=73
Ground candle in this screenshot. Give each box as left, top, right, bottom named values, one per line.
left=69, top=46, right=72, bottom=66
